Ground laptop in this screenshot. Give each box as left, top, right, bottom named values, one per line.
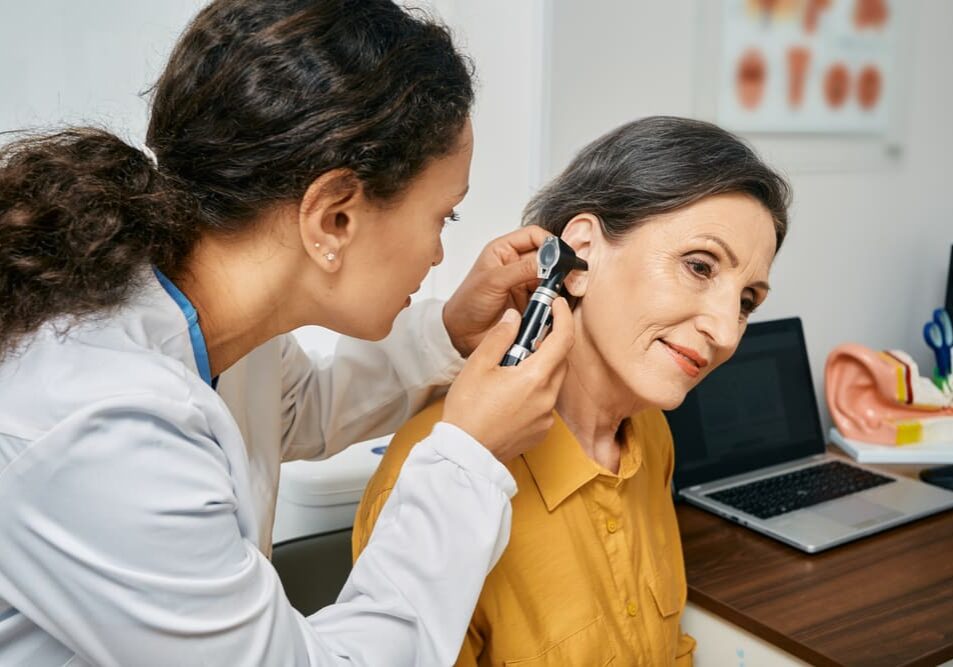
left=666, top=317, right=953, bottom=553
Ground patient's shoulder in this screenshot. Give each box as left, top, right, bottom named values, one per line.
left=379, top=398, right=446, bottom=478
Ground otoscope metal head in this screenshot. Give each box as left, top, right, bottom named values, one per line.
left=537, top=236, right=588, bottom=282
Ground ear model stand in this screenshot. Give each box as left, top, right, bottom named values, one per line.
left=501, top=236, right=588, bottom=367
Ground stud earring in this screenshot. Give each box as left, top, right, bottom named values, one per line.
left=325, top=252, right=336, bottom=262
left=314, top=242, right=321, bottom=248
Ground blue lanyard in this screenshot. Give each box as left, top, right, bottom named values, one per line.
left=153, top=267, right=214, bottom=387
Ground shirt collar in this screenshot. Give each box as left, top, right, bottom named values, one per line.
left=152, top=266, right=214, bottom=387
left=522, top=412, right=644, bottom=512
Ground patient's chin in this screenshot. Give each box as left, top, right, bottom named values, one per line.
left=647, top=388, right=689, bottom=412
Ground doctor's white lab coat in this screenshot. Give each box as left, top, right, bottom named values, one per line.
left=0, top=270, right=515, bottom=666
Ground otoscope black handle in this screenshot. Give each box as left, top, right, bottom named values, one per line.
left=500, top=286, right=557, bottom=366
left=500, top=353, right=522, bottom=367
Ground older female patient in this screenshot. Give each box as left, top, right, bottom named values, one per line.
left=352, top=116, right=790, bottom=666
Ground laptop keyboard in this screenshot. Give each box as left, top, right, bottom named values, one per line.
left=706, top=461, right=895, bottom=519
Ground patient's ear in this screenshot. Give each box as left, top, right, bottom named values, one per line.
left=560, top=214, right=598, bottom=297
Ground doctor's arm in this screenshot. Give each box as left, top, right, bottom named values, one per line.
left=279, top=299, right=465, bottom=461
left=0, top=397, right=513, bottom=667
left=350, top=393, right=511, bottom=667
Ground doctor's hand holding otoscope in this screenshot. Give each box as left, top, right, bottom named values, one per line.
left=442, top=232, right=587, bottom=463
left=500, top=235, right=587, bottom=367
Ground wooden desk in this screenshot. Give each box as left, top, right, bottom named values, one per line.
left=677, top=501, right=953, bottom=667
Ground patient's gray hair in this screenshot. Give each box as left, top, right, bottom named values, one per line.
left=523, top=116, right=791, bottom=251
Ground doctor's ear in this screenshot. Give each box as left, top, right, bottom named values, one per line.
left=560, top=214, right=599, bottom=297
left=298, top=169, right=363, bottom=272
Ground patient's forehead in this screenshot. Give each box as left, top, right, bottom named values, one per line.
left=612, top=194, right=777, bottom=261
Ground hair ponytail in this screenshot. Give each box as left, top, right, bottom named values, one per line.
left=0, top=128, right=197, bottom=359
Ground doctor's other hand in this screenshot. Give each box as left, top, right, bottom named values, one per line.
left=443, top=225, right=552, bottom=358
left=443, top=297, right=573, bottom=462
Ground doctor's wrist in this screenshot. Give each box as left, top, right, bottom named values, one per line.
left=442, top=301, right=475, bottom=358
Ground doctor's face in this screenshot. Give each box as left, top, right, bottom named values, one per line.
left=569, top=193, right=777, bottom=411
left=328, top=120, right=473, bottom=340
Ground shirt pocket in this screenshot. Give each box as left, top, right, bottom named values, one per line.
left=648, top=552, right=686, bottom=619
left=647, top=567, right=686, bottom=662
left=503, top=615, right=615, bottom=667
left=648, top=575, right=682, bottom=619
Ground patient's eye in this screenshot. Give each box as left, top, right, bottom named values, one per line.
left=740, top=289, right=763, bottom=320
left=740, top=296, right=758, bottom=318
left=686, top=257, right=713, bottom=278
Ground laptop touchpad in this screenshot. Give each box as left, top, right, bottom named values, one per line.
left=810, top=497, right=902, bottom=528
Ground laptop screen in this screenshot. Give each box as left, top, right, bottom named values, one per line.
left=666, top=317, right=825, bottom=491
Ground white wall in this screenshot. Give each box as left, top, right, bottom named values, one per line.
left=545, top=0, right=953, bottom=430
left=0, top=1, right=205, bottom=141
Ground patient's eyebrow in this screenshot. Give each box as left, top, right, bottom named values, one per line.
left=699, top=233, right=772, bottom=292
left=699, top=234, right=738, bottom=267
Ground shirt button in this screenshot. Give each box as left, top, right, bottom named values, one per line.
left=626, top=600, right=638, bottom=617
left=606, top=518, right=618, bottom=533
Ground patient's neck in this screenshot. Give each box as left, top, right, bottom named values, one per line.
left=555, top=331, right=644, bottom=475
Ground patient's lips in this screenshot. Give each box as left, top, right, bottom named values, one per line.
left=661, top=339, right=708, bottom=378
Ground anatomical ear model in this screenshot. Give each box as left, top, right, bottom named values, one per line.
left=825, top=344, right=953, bottom=445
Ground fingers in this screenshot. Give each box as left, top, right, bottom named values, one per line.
left=487, top=255, right=538, bottom=292
left=444, top=295, right=571, bottom=461
left=508, top=286, right=530, bottom=314
left=492, top=225, right=553, bottom=255
left=468, top=308, right=521, bottom=368
left=552, top=358, right=570, bottom=387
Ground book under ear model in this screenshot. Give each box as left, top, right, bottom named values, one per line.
left=829, top=428, right=953, bottom=464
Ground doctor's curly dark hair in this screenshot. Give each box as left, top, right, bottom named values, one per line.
left=0, top=0, right=473, bottom=360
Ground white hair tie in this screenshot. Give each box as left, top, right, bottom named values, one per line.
left=137, top=142, right=159, bottom=168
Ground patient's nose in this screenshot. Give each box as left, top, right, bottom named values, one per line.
left=697, top=296, right=742, bottom=351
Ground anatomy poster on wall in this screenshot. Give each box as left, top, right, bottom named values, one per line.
left=717, top=0, right=896, bottom=134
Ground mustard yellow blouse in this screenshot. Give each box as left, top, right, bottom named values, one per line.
left=353, top=400, right=696, bottom=666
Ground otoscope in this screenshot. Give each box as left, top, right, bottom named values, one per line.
left=501, top=236, right=588, bottom=366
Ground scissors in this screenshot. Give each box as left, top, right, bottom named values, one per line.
left=923, top=308, right=953, bottom=391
